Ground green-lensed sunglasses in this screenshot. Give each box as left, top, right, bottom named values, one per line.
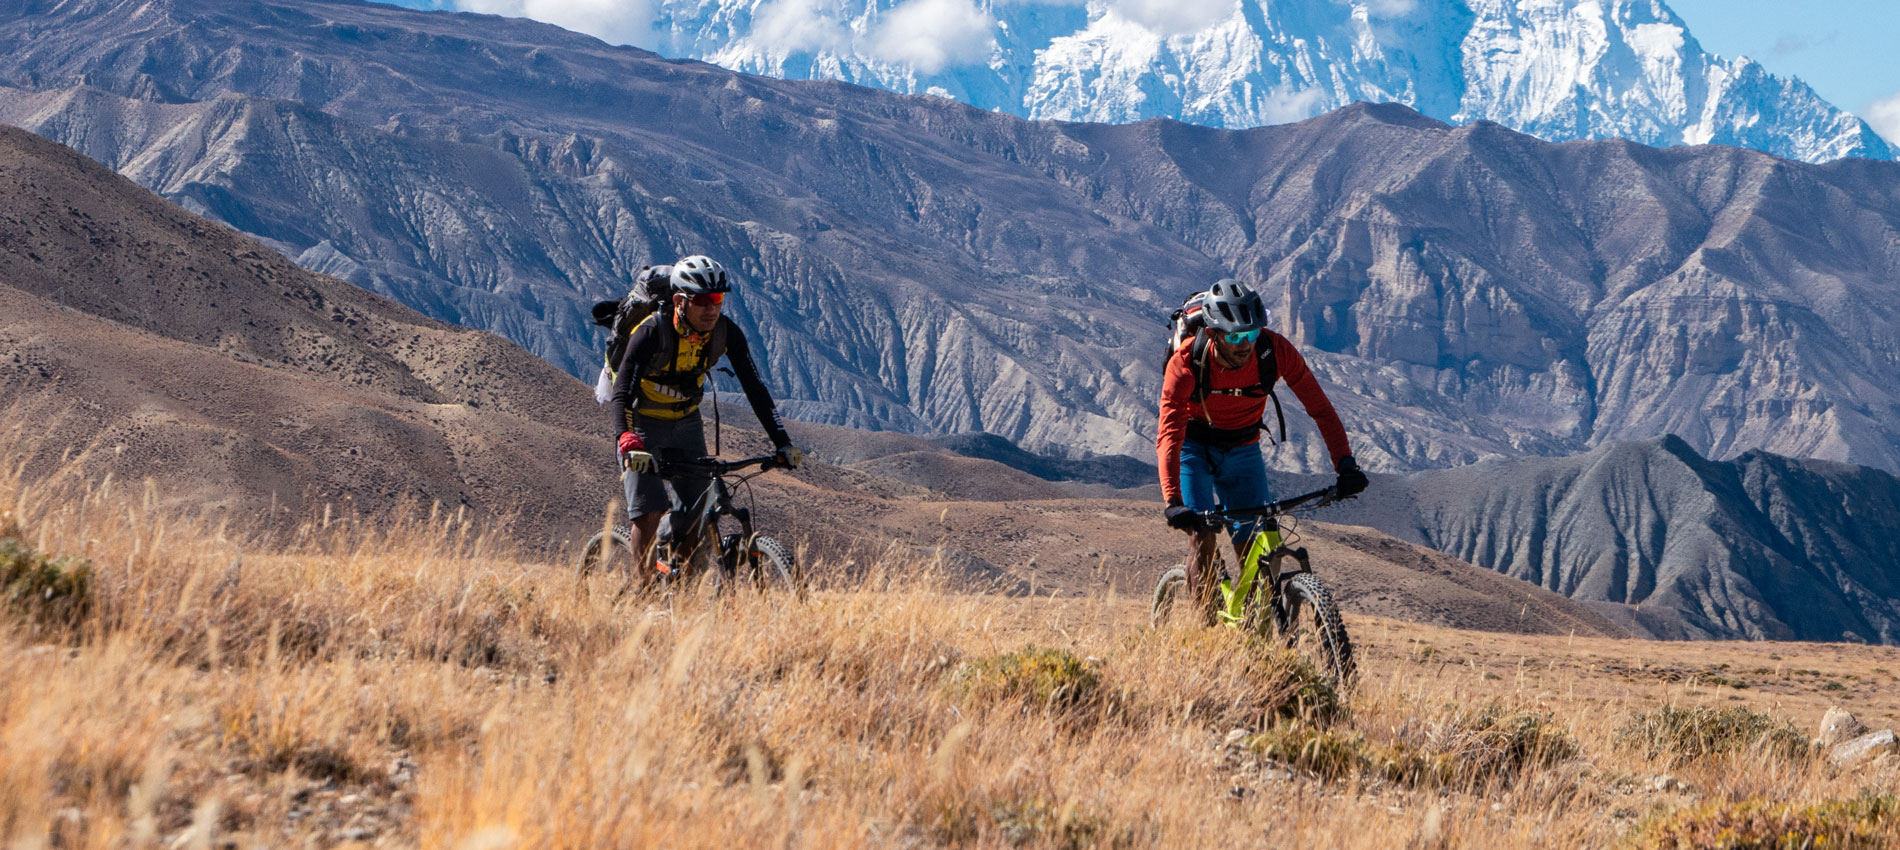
left=1222, top=328, right=1261, bottom=345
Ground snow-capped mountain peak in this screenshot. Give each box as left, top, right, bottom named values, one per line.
left=647, top=0, right=1893, bottom=163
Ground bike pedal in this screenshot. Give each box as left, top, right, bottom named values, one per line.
left=654, top=560, right=675, bottom=576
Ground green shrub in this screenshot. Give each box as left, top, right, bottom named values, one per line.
left=1250, top=722, right=1370, bottom=780
left=1433, top=705, right=1580, bottom=781
left=950, top=646, right=1102, bottom=714
left=0, top=534, right=92, bottom=627
left=1627, top=792, right=1900, bottom=849
left=929, top=793, right=1122, bottom=849
left=1250, top=705, right=1576, bottom=789
left=1617, top=706, right=1809, bottom=763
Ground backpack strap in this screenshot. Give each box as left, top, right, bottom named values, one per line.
left=1186, top=330, right=1287, bottom=445
left=1259, top=339, right=1286, bottom=445
left=1189, top=332, right=1213, bottom=411
left=637, top=308, right=730, bottom=415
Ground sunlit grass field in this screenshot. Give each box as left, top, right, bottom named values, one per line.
left=3, top=429, right=1898, bottom=849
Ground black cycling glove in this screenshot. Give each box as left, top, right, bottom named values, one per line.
left=1164, top=503, right=1203, bottom=531
left=1335, top=455, right=1369, bottom=498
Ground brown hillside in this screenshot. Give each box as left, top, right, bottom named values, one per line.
left=1, top=124, right=1622, bottom=638
left=0, top=123, right=614, bottom=545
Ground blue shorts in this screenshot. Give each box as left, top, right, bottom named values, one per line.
left=1179, top=438, right=1274, bottom=550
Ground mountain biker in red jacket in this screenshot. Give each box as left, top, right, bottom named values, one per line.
left=1156, top=279, right=1368, bottom=624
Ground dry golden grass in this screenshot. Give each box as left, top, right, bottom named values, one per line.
left=3, top=429, right=1899, bottom=849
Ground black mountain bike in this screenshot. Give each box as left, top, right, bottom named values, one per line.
left=577, top=454, right=803, bottom=598
left=1151, top=486, right=1356, bottom=689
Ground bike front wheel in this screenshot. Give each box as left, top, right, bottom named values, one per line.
left=747, top=535, right=805, bottom=600
left=1276, top=572, right=1356, bottom=690
left=576, top=527, right=633, bottom=576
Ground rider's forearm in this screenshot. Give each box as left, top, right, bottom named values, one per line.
left=724, top=328, right=792, bottom=446
left=1156, top=347, right=1195, bottom=503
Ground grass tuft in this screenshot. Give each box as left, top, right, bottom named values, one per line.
left=0, top=532, right=91, bottom=629
left=951, top=646, right=1104, bottom=715
left=1626, top=792, right=1900, bottom=849
left=1617, top=706, right=1810, bottom=763
left=1252, top=704, right=1577, bottom=790
left=931, top=791, right=1125, bottom=849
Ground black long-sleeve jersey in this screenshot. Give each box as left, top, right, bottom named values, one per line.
left=608, top=312, right=791, bottom=447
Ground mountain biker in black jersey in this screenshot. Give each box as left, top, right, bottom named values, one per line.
left=609, top=255, right=803, bottom=576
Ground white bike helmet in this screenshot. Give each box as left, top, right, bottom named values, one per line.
left=670, top=255, right=731, bottom=294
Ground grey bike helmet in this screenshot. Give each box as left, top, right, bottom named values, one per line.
left=1201, top=278, right=1267, bottom=333
left=670, top=255, right=731, bottom=294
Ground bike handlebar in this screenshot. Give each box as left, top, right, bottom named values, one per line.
left=1198, top=486, right=1341, bottom=522
left=649, top=453, right=783, bottom=477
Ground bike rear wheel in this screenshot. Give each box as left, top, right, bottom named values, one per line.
left=1276, top=572, right=1356, bottom=690
left=1150, top=566, right=1188, bottom=627
left=577, top=527, right=633, bottom=576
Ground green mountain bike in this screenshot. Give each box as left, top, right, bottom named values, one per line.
left=1151, top=486, right=1355, bottom=688
left=576, top=453, right=803, bottom=599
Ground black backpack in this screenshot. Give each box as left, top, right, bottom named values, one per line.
left=1166, top=290, right=1287, bottom=446
left=591, top=264, right=676, bottom=381
left=590, top=264, right=732, bottom=412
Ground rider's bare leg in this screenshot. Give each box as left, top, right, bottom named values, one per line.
left=1188, top=528, right=1222, bottom=626
left=626, top=510, right=665, bottom=575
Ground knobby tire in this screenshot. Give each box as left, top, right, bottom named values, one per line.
left=577, top=527, right=633, bottom=576
left=1150, top=566, right=1188, bottom=627
left=748, top=535, right=805, bottom=601
left=1278, top=572, right=1356, bottom=690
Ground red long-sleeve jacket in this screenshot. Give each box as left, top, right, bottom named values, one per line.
left=1156, top=331, right=1353, bottom=503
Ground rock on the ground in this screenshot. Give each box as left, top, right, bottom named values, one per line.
left=1650, top=774, right=1686, bottom=793
left=1828, top=730, right=1900, bottom=769
left=1815, top=707, right=1869, bottom=748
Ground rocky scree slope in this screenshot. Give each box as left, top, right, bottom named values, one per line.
left=657, top=0, right=1894, bottom=165
left=1328, top=436, right=1900, bottom=644
left=0, top=121, right=1134, bottom=547
left=0, top=125, right=1703, bottom=640
left=4, top=0, right=1900, bottom=476
left=0, top=123, right=625, bottom=544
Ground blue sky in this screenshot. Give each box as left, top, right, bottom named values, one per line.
left=1663, top=0, right=1899, bottom=136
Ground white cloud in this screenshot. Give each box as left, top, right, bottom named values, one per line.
left=455, top=0, right=659, bottom=48
left=868, top=0, right=995, bottom=73
left=1364, top=0, right=1416, bottom=17
left=1869, top=91, right=1900, bottom=148
left=752, top=0, right=848, bottom=53
left=1260, top=87, right=1325, bottom=123
left=1109, top=0, right=1234, bottom=37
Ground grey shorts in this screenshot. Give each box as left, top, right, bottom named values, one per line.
left=621, top=415, right=712, bottom=519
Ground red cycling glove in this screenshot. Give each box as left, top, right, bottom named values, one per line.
left=617, top=432, right=644, bottom=454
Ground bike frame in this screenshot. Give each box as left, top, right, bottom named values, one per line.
left=1208, top=488, right=1329, bottom=629
left=656, top=454, right=775, bottom=572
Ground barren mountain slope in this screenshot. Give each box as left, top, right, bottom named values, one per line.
left=0, top=123, right=622, bottom=543
left=1327, top=436, right=1900, bottom=644
left=1, top=124, right=1624, bottom=638
left=4, top=0, right=1900, bottom=475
